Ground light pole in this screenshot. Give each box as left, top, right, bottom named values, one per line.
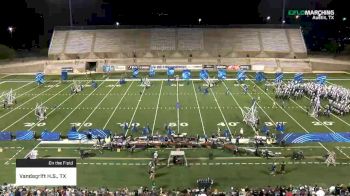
left=282, top=0, right=286, bottom=25
left=69, top=0, right=73, bottom=26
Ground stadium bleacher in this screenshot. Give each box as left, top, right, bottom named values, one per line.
left=65, top=30, right=94, bottom=54
left=49, top=26, right=307, bottom=60
left=177, top=28, right=204, bottom=51
left=260, top=29, right=290, bottom=53
left=150, top=29, right=177, bottom=51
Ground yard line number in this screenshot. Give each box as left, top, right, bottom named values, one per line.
left=216, top=122, right=286, bottom=127
left=312, top=121, right=334, bottom=126
left=117, top=122, right=189, bottom=127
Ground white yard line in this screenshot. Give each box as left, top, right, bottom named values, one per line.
left=224, top=81, right=275, bottom=136
left=0, top=74, right=12, bottom=79
left=286, top=91, right=337, bottom=134
left=209, top=88, right=233, bottom=137
left=176, top=79, right=180, bottom=133
left=252, top=81, right=330, bottom=152
left=10, top=81, right=35, bottom=92
left=24, top=142, right=41, bottom=159
left=125, top=86, right=146, bottom=136
left=1, top=84, right=73, bottom=131
left=321, top=81, right=350, bottom=128
left=103, top=82, right=134, bottom=130
left=222, top=82, right=243, bottom=111
left=4, top=147, right=24, bottom=165
left=51, top=81, right=106, bottom=131
left=26, top=83, right=91, bottom=130
left=238, top=81, right=276, bottom=127
left=191, top=81, right=206, bottom=136
left=0, top=83, right=55, bottom=120
left=0, top=81, right=33, bottom=93
left=335, top=146, right=350, bottom=159
left=77, top=83, right=117, bottom=131
left=151, top=81, right=163, bottom=135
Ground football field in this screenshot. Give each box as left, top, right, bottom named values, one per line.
left=1, top=72, right=350, bottom=189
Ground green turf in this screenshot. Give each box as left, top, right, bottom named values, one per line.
left=1, top=73, right=350, bottom=189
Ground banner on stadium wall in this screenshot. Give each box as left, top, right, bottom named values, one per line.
left=251, top=65, right=265, bottom=71
left=127, top=65, right=149, bottom=70
left=203, top=65, right=215, bottom=70
left=61, top=67, right=74, bottom=73
left=227, top=65, right=240, bottom=71
left=151, top=65, right=201, bottom=70
left=113, top=65, right=126, bottom=71
left=186, top=65, right=202, bottom=70
left=216, top=65, right=227, bottom=69
left=239, top=65, right=252, bottom=71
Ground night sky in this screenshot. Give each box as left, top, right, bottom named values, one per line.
left=0, top=0, right=348, bottom=51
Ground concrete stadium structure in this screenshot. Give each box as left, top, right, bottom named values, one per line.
left=48, top=25, right=307, bottom=60
left=1, top=25, right=350, bottom=74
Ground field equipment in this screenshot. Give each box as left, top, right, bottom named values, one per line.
left=1, top=89, right=16, bottom=108
left=35, top=103, right=47, bottom=121
left=141, top=77, right=151, bottom=87
left=241, top=101, right=259, bottom=129
left=71, top=81, right=83, bottom=94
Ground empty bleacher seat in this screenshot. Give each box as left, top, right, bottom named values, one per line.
left=150, top=29, right=176, bottom=50
left=49, top=31, right=67, bottom=54
left=177, top=28, right=204, bottom=50
left=287, top=29, right=307, bottom=53
left=260, top=29, right=290, bottom=53
left=65, top=31, right=94, bottom=54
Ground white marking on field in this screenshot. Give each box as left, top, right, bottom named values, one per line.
left=3, top=81, right=34, bottom=93
left=1, top=83, right=73, bottom=131
left=286, top=91, right=338, bottom=134
left=151, top=81, right=163, bottom=135
left=319, top=81, right=350, bottom=128
left=51, top=81, right=106, bottom=132
left=191, top=81, right=206, bottom=136
left=336, top=146, right=350, bottom=159
left=209, top=88, right=232, bottom=137
left=249, top=77, right=330, bottom=152
left=4, top=147, right=24, bottom=165
left=229, top=81, right=276, bottom=133
left=125, top=86, right=146, bottom=136
left=176, top=80, right=180, bottom=134
left=0, top=82, right=56, bottom=121
left=77, top=82, right=117, bottom=131
left=26, top=83, right=78, bottom=130
left=103, top=82, right=134, bottom=129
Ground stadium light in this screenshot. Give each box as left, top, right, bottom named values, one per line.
left=8, top=26, right=14, bottom=38
left=8, top=26, right=13, bottom=33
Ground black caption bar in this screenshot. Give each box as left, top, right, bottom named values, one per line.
left=16, top=159, right=76, bottom=168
